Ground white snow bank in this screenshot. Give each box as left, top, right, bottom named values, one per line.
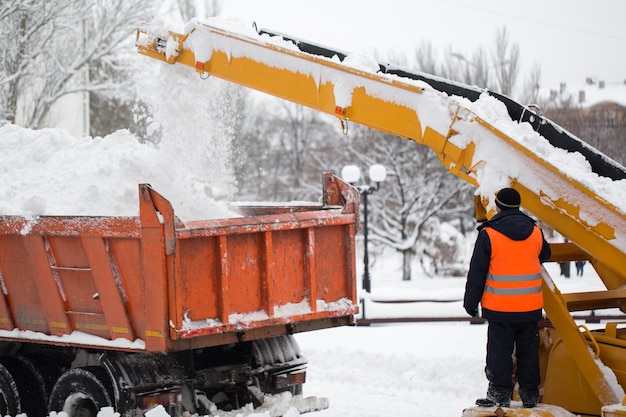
left=0, top=124, right=234, bottom=221
left=0, top=54, right=242, bottom=221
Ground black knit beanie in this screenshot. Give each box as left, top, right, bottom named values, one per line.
left=495, top=188, right=521, bottom=210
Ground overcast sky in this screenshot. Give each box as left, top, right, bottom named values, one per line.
left=219, top=0, right=626, bottom=92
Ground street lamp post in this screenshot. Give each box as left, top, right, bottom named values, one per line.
left=341, top=164, right=387, bottom=297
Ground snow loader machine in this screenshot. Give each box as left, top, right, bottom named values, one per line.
left=135, top=17, right=626, bottom=417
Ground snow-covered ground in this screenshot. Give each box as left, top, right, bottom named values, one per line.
left=296, top=321, right=488, bottom=417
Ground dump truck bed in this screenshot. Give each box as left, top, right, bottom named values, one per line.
left=0, top=173, right=359, bottom=352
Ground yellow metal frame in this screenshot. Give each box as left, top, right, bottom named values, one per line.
left=542, top=267, right=623, bottom=406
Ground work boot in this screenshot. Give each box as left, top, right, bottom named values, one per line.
left=475, top=398, right=495, bottom=407
left=475, top=397, right=510, bottom=408
left=484, top=387, right=511, bottom=407
left=519, top=387, right=539, bottom=408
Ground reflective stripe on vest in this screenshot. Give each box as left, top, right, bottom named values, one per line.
left=482, top=226, right=544, bottom=312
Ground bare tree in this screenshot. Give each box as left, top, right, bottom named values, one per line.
left=492, top=26, right=520, bottom=96
left=234, top=99, right=341, bottom=201
left=450, top=46, right=494, bottom=89
left=343, top=126, right=470, bottom=281
left=468, top=47, right=490, bottom=89
left=421, top=26, right=522, bottom=97
left=519, top=63, right=543, bottom=106
left=171, top=0, right=223, bottom=22
left=234, top=98, right=477, bottom=277
left=0, top=0, right=155, bottom=129
left=413, top=41, right=438, bottom=75
left=0, top=0, right=56, bottom=125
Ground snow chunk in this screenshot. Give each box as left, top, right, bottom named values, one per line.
left=342, top=53, right=379, bottom=73
left=211, top=392, right=329, bottom=417
left=97, top=407, right=120, bottom=417
left=230, top=310, right=271, bottom=324
left=317, top=297, right=355, bottom=312
left=144, top=405, right=170, bottom=417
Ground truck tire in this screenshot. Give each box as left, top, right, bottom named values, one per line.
left=251, top=335, right=306, bottom=396
left=48, top=367, right=114, bottom=417
left=1, top=356, right=48, bottom=417
left=0, top=362, right=21, bottom=416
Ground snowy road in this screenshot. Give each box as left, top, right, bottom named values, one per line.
left=294, top=323, right=487, bottom=417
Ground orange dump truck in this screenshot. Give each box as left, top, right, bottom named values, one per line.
left=0, top=173, right=359, bottom=417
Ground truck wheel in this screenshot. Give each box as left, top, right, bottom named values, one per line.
left=0, top=363, right=21, bottom=416
left=1, top=357, right=48, bottom=417
left=48, top=367, right=114, bottom=417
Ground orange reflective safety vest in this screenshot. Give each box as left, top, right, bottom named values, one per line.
left=481, top=226, right=544, bottom=313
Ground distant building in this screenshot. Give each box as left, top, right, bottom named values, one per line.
left=542, top=78, right=626, bottom=166
left=586, top=101, right=626, bottom=130
left=547, top=78, right=626, bottom=108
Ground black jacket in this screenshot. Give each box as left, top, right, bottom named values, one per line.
left=463, top=209, right=551, bottom=322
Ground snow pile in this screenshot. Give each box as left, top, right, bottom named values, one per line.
left=0, top=57, right=239, bottom=222
left=0, top=124, right=235, bottom=221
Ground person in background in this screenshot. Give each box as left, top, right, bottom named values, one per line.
left=575, top=260, right=586, bottom=276
left=463, top=188, right=551, bottom=409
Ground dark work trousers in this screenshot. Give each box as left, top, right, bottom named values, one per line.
left=485, top=320, right=540, bottom=404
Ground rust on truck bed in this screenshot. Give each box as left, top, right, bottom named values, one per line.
left=0, top=173, right=359, bottom=352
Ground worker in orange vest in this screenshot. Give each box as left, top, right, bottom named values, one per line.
left=464, top=188, right=551, bottom=409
